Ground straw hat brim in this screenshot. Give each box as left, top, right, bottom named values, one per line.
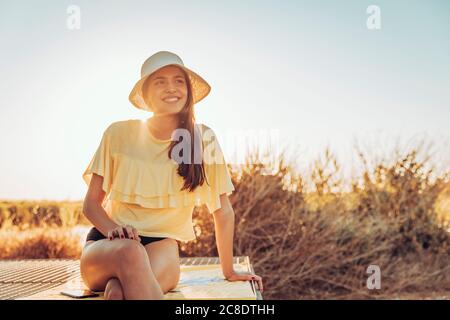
left=129, top=64, right=211, bottom=112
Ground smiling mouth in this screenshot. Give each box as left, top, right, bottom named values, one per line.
left=162, top=97, right=181, bottom=103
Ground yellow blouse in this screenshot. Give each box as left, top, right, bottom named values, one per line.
left=82, top=119, right=235, bottom=242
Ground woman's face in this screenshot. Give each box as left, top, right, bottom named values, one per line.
left=145, top=65, right=188, bottom=115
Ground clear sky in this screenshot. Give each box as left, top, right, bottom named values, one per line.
left=1, top=0, right=449, bottom=201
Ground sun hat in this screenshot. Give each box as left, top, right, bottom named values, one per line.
left=129, top=51, right=211, bottom=112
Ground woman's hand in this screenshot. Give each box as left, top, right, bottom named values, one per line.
left=225, top=271, right=264, bottom=293
left=108, top=225, right=141, bottom=243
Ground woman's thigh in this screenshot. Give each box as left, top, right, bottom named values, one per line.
left=80, top=238, right=148, bottom=291
left=144, top=238, right=180, bottom=293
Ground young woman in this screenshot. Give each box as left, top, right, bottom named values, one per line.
left=80, top=51, right=263, bottom=300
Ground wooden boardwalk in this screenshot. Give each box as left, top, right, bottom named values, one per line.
left=0, top=256, right=262, bottom=300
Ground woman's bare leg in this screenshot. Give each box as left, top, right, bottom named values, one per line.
left=80, top=239, right=164, bottom=300
left=104, top=278, right=123, bottom=300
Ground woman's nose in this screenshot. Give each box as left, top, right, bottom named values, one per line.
left=165, top=86, right=176, bottom=93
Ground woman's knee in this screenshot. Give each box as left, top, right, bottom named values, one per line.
left=115, top=240, right=147, bottom=261
left=80, top=239, right=147, bottom=287
left=115, top=240, right=150, bottom=274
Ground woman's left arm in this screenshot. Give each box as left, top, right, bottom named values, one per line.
left=212, top=193, right=235, bottom=277
left=212, top=193, right=264, bottom=292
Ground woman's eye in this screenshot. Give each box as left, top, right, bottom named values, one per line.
left=177, top=80, right=185, bottom=84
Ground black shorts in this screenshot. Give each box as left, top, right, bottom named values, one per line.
left=85, top=227, right=167, bottom=246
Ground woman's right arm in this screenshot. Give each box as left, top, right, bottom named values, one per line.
left=82, top=173, right=120, bottom=237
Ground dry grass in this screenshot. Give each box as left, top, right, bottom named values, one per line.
left=183, top=141, right=450, bottom=299
left=0, top=226, right=82, bottom=259
left=0, top=200, right=88, bottom=230
left=1, top=139, right=449, bottom=299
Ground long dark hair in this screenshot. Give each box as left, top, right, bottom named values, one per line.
left=143, top=68, right=209, bottom=192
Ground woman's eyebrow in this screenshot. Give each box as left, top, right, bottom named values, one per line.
left=152, top=75, right=185, bottom=81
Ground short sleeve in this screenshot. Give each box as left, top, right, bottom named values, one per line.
left=201, top=125, right=235, bottom=213
left=82, top=125, right=114, bottom=195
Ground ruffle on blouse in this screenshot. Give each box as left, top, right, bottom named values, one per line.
left=108, top=154, right=234, bottom=213
left=82, top=122, right=235, bottom=213
left=82, top=129, right=114, bottom=207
